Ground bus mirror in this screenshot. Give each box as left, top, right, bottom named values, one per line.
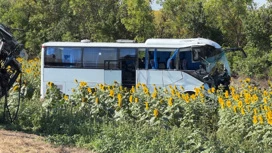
left=224, top=47, right=247, bottom=58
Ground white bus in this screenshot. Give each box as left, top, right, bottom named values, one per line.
left=40, top=38, right=236, bottom=98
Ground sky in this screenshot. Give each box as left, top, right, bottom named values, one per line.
left=151, top=0, right=268, bottom=10
left=255, top=0, right=268, bottom=6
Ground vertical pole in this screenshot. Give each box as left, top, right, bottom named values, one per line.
left=154, top=48, right=158, bottom=69
left=145, top=48, right=149, bottom=70
left=176, top=49, right=180, bottom=70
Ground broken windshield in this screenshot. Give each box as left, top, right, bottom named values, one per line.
left=190, top=45, right=231, bottom=75
left=204, top=52, right=231, bottom=75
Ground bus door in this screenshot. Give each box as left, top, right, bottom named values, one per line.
left=119, top=48, right=136, bottom=88
left=95, top=48, right=120, bottom=85
left=104, top=60, right=122, bottom=85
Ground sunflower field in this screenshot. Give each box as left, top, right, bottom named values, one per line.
left=2, top=58, right=272, bottom=153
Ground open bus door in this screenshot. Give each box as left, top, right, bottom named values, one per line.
left=104, top=49, right=136, bottom=88
left=104, top=58, right=136, bottom=88
left=119, top=56, right=136, bottom=88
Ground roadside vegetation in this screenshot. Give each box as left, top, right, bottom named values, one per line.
left=0, top=0, right=271, bottom=152
left=0, top=0, right=271, bottom=79
left=0, top=58, right=271, bottom=152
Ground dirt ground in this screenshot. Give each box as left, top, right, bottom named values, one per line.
left=0, top=129, right=94, bottom=153
left=231, top=75, right=270, bottom=89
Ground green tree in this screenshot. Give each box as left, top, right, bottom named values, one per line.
left=184, top=1, right=223, bottom=43
left=244, top=6, right=272, bottom=51
left=120, top=0, right=155, bottom=42
left=158, top=0, right=188, bottom=38
left=69, top=0, right=127, bottom=42
left=0, top=0, right=37, bottom=55
left=204, top=0, right=253, bottom=47
left=0, top=0, right=79, bottom=56
left=237, top=5, right=272, bottom=78
left=0, top=0, right=11, bottom=18
left=155, top=0, right=222, bottom=43
left=153, top=10, right=168, bottom=37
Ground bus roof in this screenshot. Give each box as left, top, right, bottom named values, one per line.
left=145, top=38, right=221, bottom=49
left=42, top=38, right=221, bottom=49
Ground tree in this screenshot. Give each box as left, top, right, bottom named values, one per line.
left=120, top=0, right=155, bottom=42
left=240, top=5, right=272, bottom=78
left=183, top=1, right=223, bottom=42
left=158, top=0, right=188, bottom=38
left=154, top=0, right=222, bottom=43
left=204, top=0, right=253, bottom=47
left=244, top=6, right=272, bottom=51
left=0, top=0, right=39, bottom=56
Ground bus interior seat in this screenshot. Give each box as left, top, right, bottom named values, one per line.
left=180, top=51, right=201, bottom=70
left=157, top=52, right=170, bottom=69
left=45, top=54, right=55, bottom=62
left=158, top=62, right=166, bottom=69
left=83, top=63, right=97, bottom=68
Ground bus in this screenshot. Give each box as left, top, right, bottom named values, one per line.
left=40, top=38, right=237, bottom=98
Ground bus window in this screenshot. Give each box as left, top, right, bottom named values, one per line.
left=148, top=50, right=171, bottom=69
left=139, top=48, right=175, bottom=70
left=120, top=48, right=136, bottom=69
left=166, top=49, right=179, bottom=70
left=137, top=49, right=146, bottom=69
left=156, top=51, right=171, bottom=69
left=83, top=48, right=117, bottom=69
left=120, top=48, right=136, bottom=58
left=179, top=51, right=201, bottom=70
left=44, top=47, right=82, bottom=67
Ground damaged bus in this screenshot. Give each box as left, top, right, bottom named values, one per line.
left=40, top=38, right=246, bottom=98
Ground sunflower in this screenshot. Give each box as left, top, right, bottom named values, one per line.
left=253, top=115, right=258, bottom=124
left=154, top=109, right=159, bottom=118
left=168, top=97, right=173, bottom=106
left=145, top=102, right=149, bottom=110
left=64, top=95, right=69, bottom=101
left=129, top=95, right=133, bottom=103
left=118, top=94, right=122, bottom=107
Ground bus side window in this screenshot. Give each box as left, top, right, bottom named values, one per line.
left=167, top=59, right=175, bottom=69
left=137, top=50, right=146, bottom=69
left=45, top=47, right=62, bottom=66
left=183, top=51, right=201, bottom=70
left=138, top=58, right=145, bottom=68
left=149, top=51, right=170, bottom=70
left=157, top=52, right=170, bottom=69
left=83, top=48, right=118, bottom=69
left=179, top=52, right=187, bottom=70
left=62, top=48, right=82, bottom=67
left=150, top=59, right=156, bottom=69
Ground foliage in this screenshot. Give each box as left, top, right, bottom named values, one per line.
left=120, top=0, right=155, bottom=42
left=216, top=79, right=272, bottom=152
left=244, top=5, right=272, bottom=51
left=10, top=78, right=272, bottom=152
left=159, top=1, right=215, bottom=39
left=203, top=0, right=253, bottom=47
left=0, top=0, right=272, bottom=151
left=0, top=0, right=270, bottom=78
left=1, top=58, right=271, bottom=152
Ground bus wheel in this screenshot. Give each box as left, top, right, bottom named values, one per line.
left=184, top=91, right=195, bottom=95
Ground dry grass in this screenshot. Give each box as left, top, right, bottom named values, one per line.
left=0, top=129, right=94, bottom=153
left=231, top=76, right=270, bottom=89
